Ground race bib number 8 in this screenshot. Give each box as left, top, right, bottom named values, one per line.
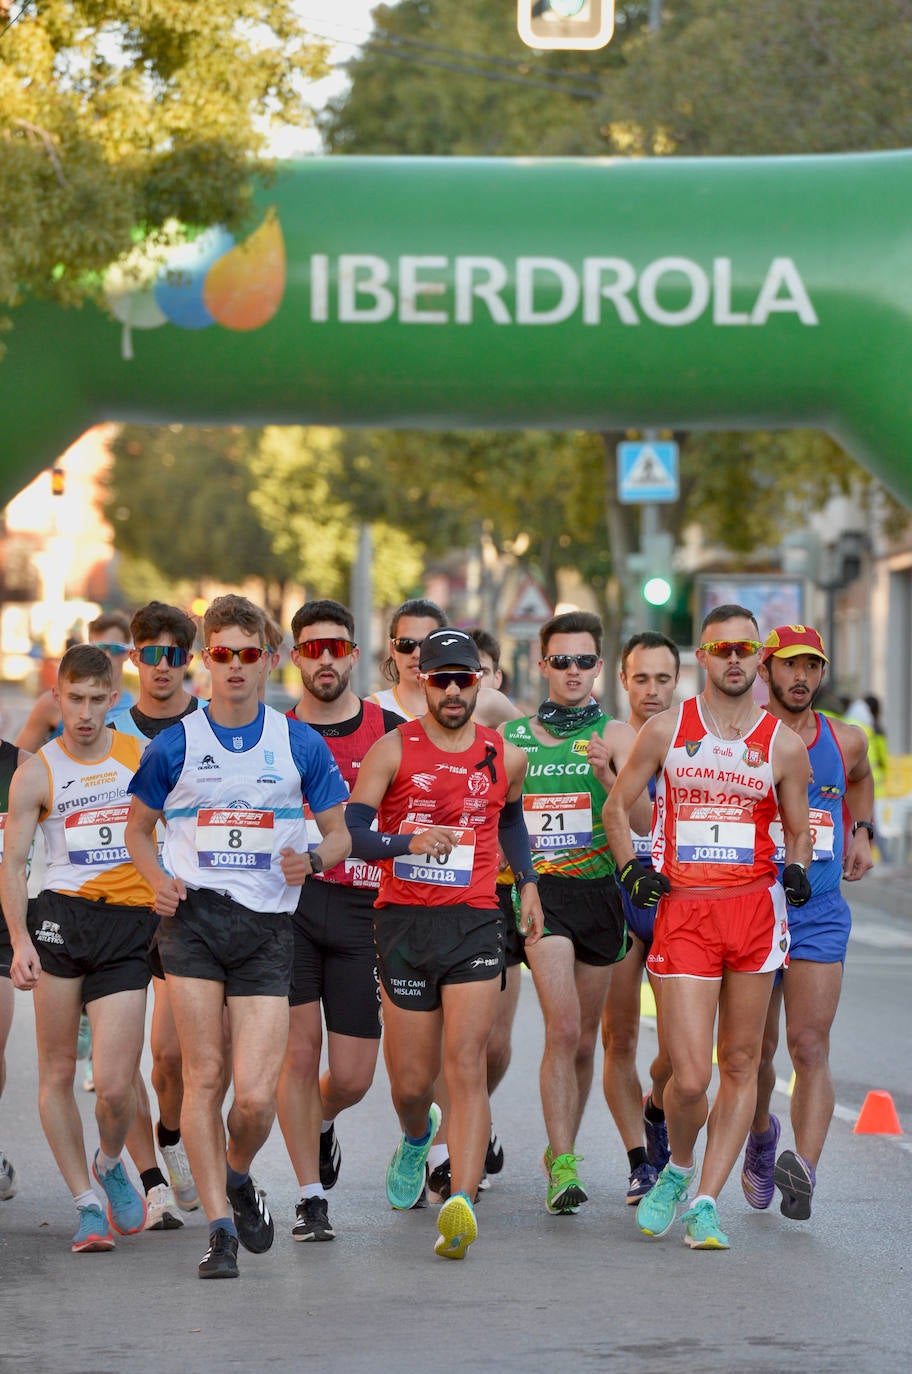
left=64, top=805, right=130, bottom=866
left=196, top=809, right=274, bottom=870
left=523, top=793, right=593, bottom=851
left=769, top=808, right=835, bottom=864
left=675, top=804, right=755, bottom=864
left=392, top=821, right=476, bottom=888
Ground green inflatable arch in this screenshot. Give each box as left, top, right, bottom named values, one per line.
left=3, top=151, right=912, bottom=506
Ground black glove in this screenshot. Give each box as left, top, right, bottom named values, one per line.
left=782, top=862, right=811, bottom=907
left=619, top=859, right=671, bottom=909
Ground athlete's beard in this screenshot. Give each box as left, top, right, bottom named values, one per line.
left=303, top=664, right=351, bottom=703
left=713, top=670, right=756, bottom=700
left=429, top=691, right=477, bottom=731
left=769, top=672, right=821, bottom=715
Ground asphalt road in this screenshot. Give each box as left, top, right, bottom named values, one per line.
left=1, top=885, right=909, bottom=1374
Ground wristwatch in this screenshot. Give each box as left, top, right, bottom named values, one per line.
left=851, top=820, right=875, bottom=840
left=309, top=851, right=324, bottom=875
left=514, top=869, right=539, bottom=888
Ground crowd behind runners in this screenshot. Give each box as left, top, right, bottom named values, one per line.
left=0, top=595, right=876, bottom=1275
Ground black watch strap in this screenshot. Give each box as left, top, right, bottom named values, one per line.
left=851, top=820, right=875, bottom=840
left=309, top=850, right=324, bottom=874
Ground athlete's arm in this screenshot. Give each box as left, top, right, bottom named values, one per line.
left=124, top=796, right=186, bottom=918
left=347, top=730, right=460, bottom=860
left=281, top=801, right=350, bottom=885
left=0, top=756, right=49, bottom=989
left=831, top=718, right=876, bottom=881
left=13, top=692, right=59, bottom=753
left=602, top=712, right=673, bottom=872
left=601, top=719, right=653, bottom=835
left=500, top=739, right=543, bottom=943
left=773, top=727, right=813, bottom=872
left=475, top=687, right=518, bottom=729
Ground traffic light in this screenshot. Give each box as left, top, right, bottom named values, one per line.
left=628, top=531, right=674, bottom=607
left=517, top=0, right=615, bottom=50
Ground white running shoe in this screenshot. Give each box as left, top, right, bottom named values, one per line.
left=144, top=1183, right=184, bottom=1231
left=0, top=1151, right=17, bottom=1201
left=160, top=1139, right=200, bottom=1212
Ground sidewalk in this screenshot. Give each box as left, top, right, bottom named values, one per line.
left=852, top=861, right=912, bottom=921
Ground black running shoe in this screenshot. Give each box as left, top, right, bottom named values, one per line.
left=319, top=1124, right=342, bottom=1191
left=428, top=1159, right=452, bottom=1203
left=292, top=1195, right=335, bottom=1242
left=485, top=1130, right=505, bottom=1176
left=227, top=1176, right=275, bottom=1254
left=199, top=1228, right=239, bottom=1279
left=411, top=1166, right=429, bottom=1209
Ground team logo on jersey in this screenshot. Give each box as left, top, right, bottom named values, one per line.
left=264, top=750, right=275, bottom=766
left=198, top=754, right=219, bottom=771
left=466, top=773, right=490, bottom=796
left=232, top=736, right=244, bottom=751
left=411, top=773, right=436, bottom=793
left=571, top=739, right=589, bottom=756
left=819, top=783, right=842, bottom=797
left=743, top=744, right=767, bottom=768
left=685, top=740, right=702, bottom=757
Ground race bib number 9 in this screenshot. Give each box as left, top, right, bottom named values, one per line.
left=64, top=805, right=131, bottom=866
left=769, top=808, right=835, bottom=864
left=675, top=804, right=755, bottom=864
left=196, top=809, right=274, bottom=870
left=523, top=793, right=593, bottom=851
left=392, top=821, right=476, bottom=888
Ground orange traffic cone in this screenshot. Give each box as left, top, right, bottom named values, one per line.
left=853, top=1090, right=902, bottom=1135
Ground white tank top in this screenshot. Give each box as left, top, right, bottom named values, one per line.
left=161, top=708, right=307, bottom=913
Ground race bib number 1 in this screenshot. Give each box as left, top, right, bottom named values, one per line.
left=675, top=804, right=755, bottom=864
left=196, top=809, right=274, bottom=870
left=392, top=822, right=476, bottom=888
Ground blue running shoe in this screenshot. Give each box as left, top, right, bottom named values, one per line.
left=386, top=1103, right=441, bottom=1210
left=741, top=1114, right=780, bottom=1210
left=643, top=1097, right=670, bottom=1172
left=774, top=1148, right=816, bottom=1220
left=636, top=1162, right=693, bottom=1238
left=626, top=1160, right=659, bottom=1205
left=92, top=1152, right=147, bottom=1235
left=76, top=1013, right=92, bottom=1062
left=434, top=1192, right=477, bottom=1260
left=681, top=1198, right=730, bottom=1250
left=72, top=1203, right=115, bottom=1253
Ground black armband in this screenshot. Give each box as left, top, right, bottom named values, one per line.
left=346, top=801, right=412, bottom=862
left=498, top=797, right=538, bottom=886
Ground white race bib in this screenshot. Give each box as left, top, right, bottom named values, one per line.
left=523, top=792, right=593, bottom=851
left=196, top=808, right=274, bottom=871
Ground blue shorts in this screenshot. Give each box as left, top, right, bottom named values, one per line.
left=617, top=878, right=656, bottom=952
left=784, top=884, right=851, bottom=965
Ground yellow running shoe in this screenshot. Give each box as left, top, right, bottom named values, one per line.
left=434, top=1192, right=477, bottom=1260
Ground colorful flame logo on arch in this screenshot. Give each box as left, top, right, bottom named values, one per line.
left=103, top=211, right=286, bottom=359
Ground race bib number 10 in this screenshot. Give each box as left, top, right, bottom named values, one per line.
left=196, top=809, right=274, bottom=870
left=392, top=822, right=476, bottom=888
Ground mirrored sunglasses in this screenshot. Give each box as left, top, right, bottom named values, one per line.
left=294, top=637, right=356, bottom=659
left=136, top=645, right=189, bottom=668
left=421, top=670, right=483, bottom=690
left=543, top=653, right=599, bottom=671
left=94, top=642, right=130, bottom=656
left=206, top=645, right=265, bottom=665
left=701, top=640, right=762, bottom=659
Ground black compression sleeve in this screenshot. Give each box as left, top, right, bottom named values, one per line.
left=498, top=797, right=537, bottom=885
left=346, top=801, right=412, bottom=861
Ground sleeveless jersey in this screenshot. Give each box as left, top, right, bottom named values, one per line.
left=368, top=686, right=412, bottom=720
left=114, top=698, right=200, bottom=744
left=161, top=707, right=308, bottom=913
left=502, top=714, right=614, bottom=879
left=39, top=733, right=153, bottom=906
left=288, top=699, right=389, bottom=889
left=769, top=712, right=847, bottom=897
left=654, top=698, right=780, bottom=888
left=377, top=722, right=508, bottom=908
left=0, top=739, right=19, bottom=865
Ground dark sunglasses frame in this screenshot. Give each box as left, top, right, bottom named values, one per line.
left=543, top=653, right=599, bottom=671
left=206, top=645, right=266, bottom=665
left=700, top=640, right=763, bottom=659
left=135, top=645, right=190, bottom=668
left=294, top=637, right=356, bottom=659
left=391, top=636, right=426, bottom=654
left=421, top=670, right=483, bottom=690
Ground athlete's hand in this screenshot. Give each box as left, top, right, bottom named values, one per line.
left=153, top=875, right=186, bottom=918
left=619, top=858, right=670, bottom=909
left=782, top=862, right=812, bottom=907
left=280, top=847, right=311, bottom=885
left=409, top=826, right=460, bottom=862
left=586, top=732, right=614, bottom=787
left=517, top=882, right=544, bottom=946
left=842, top=832, right=874, bottom=882
left=10, top=938, right=41, bottom=991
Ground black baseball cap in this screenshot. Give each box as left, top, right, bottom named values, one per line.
left=419, top=628, right=481, bottom=674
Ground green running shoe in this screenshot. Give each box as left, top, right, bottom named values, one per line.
left=681, top=1198, right=730, bottom=1250
left=636, top=1162, right=693, bottom=1237
left=546, top=1152, right=587, bottom=1215
left=386, top=1103, right=441, bottom=1210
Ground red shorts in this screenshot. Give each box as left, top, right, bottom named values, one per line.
left=646, top=879, right=789, bottom=980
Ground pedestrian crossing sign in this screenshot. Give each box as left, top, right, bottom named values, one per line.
left=618, top=441, right=679, bottom=504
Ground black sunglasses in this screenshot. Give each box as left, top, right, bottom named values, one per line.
left=392, top=636, right=425, bottom=654
left=543, top=653, right=599, bottom=671
left=136, top=645, right=190, bottom=668
left=421, top=670, right=483, bottom=690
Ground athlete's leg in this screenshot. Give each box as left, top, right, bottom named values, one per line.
left=601, top=937, right=647, bottom=1151
left=0, top=977, right=13, bottom=1096
left=225, top=994, right=289, bottom=1174
left=486, top=963, right=522, bottom=1096
left=321, top=1032, right=380, bottom=1117
left=699, top=969, right=776, bottom=1198
left=441, top=976, right=502, bottom=1200
left=124, top=1068, right=158, bottom=1171
left=646, top=969, right=672, bottom=1107
left=165, top=974, right=233, bottom=1222
left=572, top=959, right=613, bottom=1141
left=525, top=934, right=581, bottom=1155
left=749, top=980, right=783, bottom=1133
left=656, top=975, right=720, bottom=1169
left=277, top=1000, right=323, bottom=1186
left=90, top=988, right=148, bottom=1159
left=33, top=972, right=92, bottom=1194
left=381, top=985, right=443, bottom=1140
left=150, top=974, right=184, bottom=1133
left=782, top=959, right=843, bottom=1167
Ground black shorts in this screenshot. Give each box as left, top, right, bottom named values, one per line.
left=373, top=903, right=504, bottom=1012
left=497, top=885, right=524, bottom=968
left=27, top=890, right=157, bottom=1003
left=536, top=872, right=629, bottom=967
left=290, top=880, right=381, bottom=1039
left=153, top=887, right=293, bottom=998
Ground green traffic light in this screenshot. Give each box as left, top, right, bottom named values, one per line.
left=643, top=576, right=672, bottom=607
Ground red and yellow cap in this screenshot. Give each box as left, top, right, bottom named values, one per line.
left=761, top=624, right=828, bottom=664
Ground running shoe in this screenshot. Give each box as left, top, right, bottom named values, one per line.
left=319, top=1124, right=342, bottom=1191
left=82, top=1060, right=95, bottom=1093
left=774, top=1148, right=816, bottom=1220
left=143, top=1183, right=183, bottom=1231
left=227, top=1175, right=274, bottom=1254
left=292, top=1195, right=335, bottom=1242
left=541, top=1144, right=554, bottom=1179
left=681, top=1198, right=730, bottom=1250
left=434, top=1192, right=478, bottom=1261
left=626, top=1160, right=659, bottom=1204
left=0, top=1151, right=17, bottom=1201
left=76, top=1012, right=92, bottom=1061
left=199, top=1228, right=239, bottom=1279
left=71, top=1203, right=115, bottom=1253
left=643, top=1097, right=671, bottom=1172
left=92, top=1152, right=147, bottom=1235
left=386, top=1102, right=441, bottom=1210
left=411, top=1172, right=429, bottom=1209
left=485, top=1129, right=505, bottom=1175
left=160, top=1139, right=200, bottom=1212
left=546, top=1152, right=587, bottom=1215
left=428, top=1158, right=452, bottom=1204
left=636, top=1163, right=693, bottom=1238
left=740, top=1113, right=780, bottom=1210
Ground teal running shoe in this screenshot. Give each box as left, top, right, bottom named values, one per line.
left=636, top=1162, right=693, bottom=1238
left=681, top=1198, right=730, bottom=1250
left=76, top=1013, right=92, bottom=1062
left=92, top=1152, right=147, bottom=1235
left=386, top=1102, right=441, bottom=1210
left=71, top=1203, right=115, bottom=1253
